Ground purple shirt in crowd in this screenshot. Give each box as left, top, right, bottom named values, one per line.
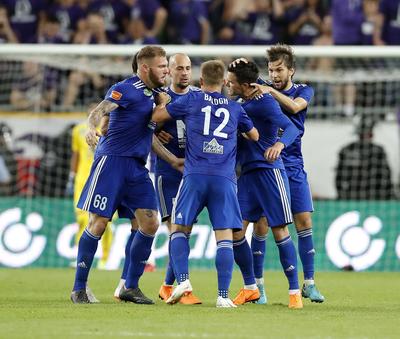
left=380, top=0, right=400, bottom=45
left=89, top=0, right=130, bottom=43
left=331, top=0, right=363, bottom=45
left=48, top=3, right=85, bottom=43
left=3, top=0, right=45, bottom=43
left=169, top=0, right=208, bottom=44
left=130, top=0, right=162, bottom=30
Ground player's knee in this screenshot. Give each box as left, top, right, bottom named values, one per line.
left=294, top=213, right=312, bottom=230
left=271, top=225, right=290, bottom=241
left=233, top=229, right=246, bottom=241
left=140, top=220, right=159, bottom=235
left=87, top=214, right=109, bottom=236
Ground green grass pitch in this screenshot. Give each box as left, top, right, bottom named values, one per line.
left=1, top=269, right=399, bottom=338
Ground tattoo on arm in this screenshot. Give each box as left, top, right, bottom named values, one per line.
left=88, top=100, right=119, bottom=128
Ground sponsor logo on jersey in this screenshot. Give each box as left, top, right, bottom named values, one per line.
left=203, top=138, right=224, bottom=155
left=111, top=90, right=122, bottom=100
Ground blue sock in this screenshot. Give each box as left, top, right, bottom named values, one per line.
left=121, top=229, right=137, bottom=280
left=297, top=228, right=315, bottom=280
left=164, top=260, right=176, bottom=285
left=233, top=237, right=256, bottom=285
left=276, top=235, right=299, bottom=290
left=125, top=230, right=154, bottom=289
left=170, top=232, right=190, bottom=283
left=216, top=240, right=233, bottom=298
left=251, top=232, right=267, bottom=280
left=73, top=228, right=100, bottom=291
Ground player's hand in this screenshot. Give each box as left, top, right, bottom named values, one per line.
left=99, top=115, right=109, bottom=136
left=85, top=127, right=99, bottom=150
left=157, top=130, right=173, bottom=144
left=264, top=142, right=285, bottom=163
left=65, top=172, right=75, bottom=197
left=229, top=57, right=249, bottom=68
left=250, top=83, right=273, bottom=96
left=155, top=92, right=171, bottom=106
left=172, top=158, right=185, bottom=173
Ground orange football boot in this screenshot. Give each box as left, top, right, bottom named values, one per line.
left=233, top=288, right=260, bottom=305
left=179, top=291, right=202, bottom=305
left=288, top=292, right=303, bottom=309
left=158, top=284, right=173, bottom=301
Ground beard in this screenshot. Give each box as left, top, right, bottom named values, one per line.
left=176, top=82, right=189, bottom=90
left=149, top=68, right=166, bottom=88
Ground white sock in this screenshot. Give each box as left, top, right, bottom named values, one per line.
left=114, top=278, right=126, bottom=297
left=244, top=284, right=257, bottom=290
left=304, top=279, right=314, bottom=286
left=255, top=278, right=264, bottom=285
left=289, top=289, right=300, bottom=295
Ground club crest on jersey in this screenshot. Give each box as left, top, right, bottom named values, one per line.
left=143, top=88, right=153, bottom=97
left=111, top=90, right=122, bottom=100
left=203, top=138, right=224, bottom=155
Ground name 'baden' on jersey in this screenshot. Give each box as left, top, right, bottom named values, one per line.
left=155, top=86, right=200, bottom=177
left=280, top=83, right=314, bottom=166
left=238, top=93, right=299, bottom=174
left=166, top=90, right=254, bottom=181
left=95, top=76, right=156, bottom=163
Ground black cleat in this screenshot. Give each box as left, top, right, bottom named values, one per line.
left=70, top=289, right=92, bottom=304
left=119, top=286, right=154, bottom=305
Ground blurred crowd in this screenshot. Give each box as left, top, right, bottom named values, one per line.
left=0, top=0, right=399, bottom=46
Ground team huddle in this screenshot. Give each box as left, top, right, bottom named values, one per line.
left=70, top=44, right=325, bottom=309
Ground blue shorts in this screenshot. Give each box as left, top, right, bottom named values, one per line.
left=155, top=173, right=182, bottom=222
left=78, top=155, right=158, bottom=219
left=238, top=168, right=293, bottom=227
left=172, top=174, right=242, bottom=231
left=285, top=165, right=314, bottom=214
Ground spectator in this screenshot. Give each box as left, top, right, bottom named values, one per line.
left=10, top=61, right=58, bottom=111
left=62, top=13, right=107, bottom=110
left=119, top=18, right=158, bottom=44
left=0, top=5, right=18, bottom=43
left=0, top=122, right=17, bottom=196
left=37, top=15, right=64, bottom=43
left=2, top=0, right=47, bottom=43
left=361, top=0, right=384, bottom=45
left=379, top=0, right=400, bottom=45
left=88, top=0, right=130, bottom=43
left=331, top=0, right=363, bottom=45
left=47, top=0, right=86, bottom=43
left=287, top=0, right=326, bottom=45
left=128, top=0, right=167, bottom=41
left=167, top=0, right=210, bottom=44
left=335, top=117, right=395, bottom=200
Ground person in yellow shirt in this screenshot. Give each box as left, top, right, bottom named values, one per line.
left=70, top=116, right=113, bottom=269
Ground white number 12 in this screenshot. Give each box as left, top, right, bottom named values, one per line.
left=201, top=105, right=230, bottom=139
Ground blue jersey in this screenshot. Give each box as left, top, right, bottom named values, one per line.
left=95, top=76, right=156, bottom=163
left=166, top=90, right=254, bottom=181
left=237, top=94, right=299, bottom=174
left=155, top=86, right=200, bottom=177
left=279, top=83, right=314, bottom=167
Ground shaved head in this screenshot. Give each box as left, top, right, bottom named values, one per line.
left=169, top=53, right=192, bottom=91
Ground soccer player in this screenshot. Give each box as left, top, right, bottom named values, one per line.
left=226, top=60, right=303, bottom=309
left=152, top=60, right=258, bottom=308
left=155, top=53, right=202, bottom=305
left=68, top=106, right=113, bottom=271
left=70, top=45, right=169, bottom=304
left=251, top=44, right=325, bottom=303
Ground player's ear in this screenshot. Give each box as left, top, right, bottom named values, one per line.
left=199, top=77, right=204, bottom=87
left=289, top=67, right=295, bottom=78
left=222, top=78, right=227, bottom=86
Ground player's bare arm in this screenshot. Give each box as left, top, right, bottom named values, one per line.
left=244, top=127, right=259, bottom=141
left=264, top=141, right=285, bottom=163
left=152, top=135, right=184, bottom=173
left=86, top=100, right=118, bottom=149
left=251, top=83, right=308, bottom=114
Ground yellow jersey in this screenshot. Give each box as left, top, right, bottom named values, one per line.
left=72, top=122, right=94, bottom=204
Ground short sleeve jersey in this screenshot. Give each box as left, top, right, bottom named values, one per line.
left=238, top=94, right=298, bottom=174
left=155, top=86, right=200, bottom=177
left=279, top=83, right=314, bottom=167
left=166, top=90, right=254, bottom=181
left=95, top=76, right=156, bottom=163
